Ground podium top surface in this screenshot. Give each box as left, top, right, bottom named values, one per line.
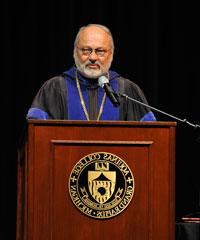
left=27, top=120, right=176, bottom=127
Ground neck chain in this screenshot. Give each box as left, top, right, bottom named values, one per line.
left=75, top=70, right=107, bottom=121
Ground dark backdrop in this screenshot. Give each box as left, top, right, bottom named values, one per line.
left=2, top=0, right=200, bottom=239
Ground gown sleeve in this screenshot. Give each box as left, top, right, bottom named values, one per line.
left=119, top=77, right=156, bottom=121
left=27, top=76, right=67, bottom=119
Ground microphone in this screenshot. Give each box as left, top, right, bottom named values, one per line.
left=98, top=76, right=120, bottom=107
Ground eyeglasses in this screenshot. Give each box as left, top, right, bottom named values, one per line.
left=76, top=46, right=111, bottom=57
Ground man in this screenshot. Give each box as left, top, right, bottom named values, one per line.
left=27, top=24, right=156, bottom=121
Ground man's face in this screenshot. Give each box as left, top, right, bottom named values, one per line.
left=73, top=26, right=113, bottom=79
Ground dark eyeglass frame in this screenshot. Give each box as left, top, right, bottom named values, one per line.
left=76, top=46, right=112, bottom=57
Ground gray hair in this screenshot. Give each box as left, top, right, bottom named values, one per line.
left=74, top=24, right=115, bottom=50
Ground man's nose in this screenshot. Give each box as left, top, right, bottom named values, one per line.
left=89, top=50, right=98, bottom=60
left=89, top=59, right=97, bottom=64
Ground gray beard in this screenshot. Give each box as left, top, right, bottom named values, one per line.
left=74, top=54, right=112, bottom=79
left=76, top=65, right=104, bottom=79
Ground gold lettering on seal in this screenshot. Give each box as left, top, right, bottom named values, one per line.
left=68, top=152, right=135, bottom=219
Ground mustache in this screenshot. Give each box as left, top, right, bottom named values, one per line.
left=85, top=59, right=102, bottom=67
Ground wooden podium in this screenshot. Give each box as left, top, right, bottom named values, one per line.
left=17, top=120, right=176, bottom=240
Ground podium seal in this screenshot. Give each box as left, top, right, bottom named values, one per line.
left=68, top=152, right=135, bottom=219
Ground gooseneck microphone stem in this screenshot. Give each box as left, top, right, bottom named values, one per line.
left=98, top=75, right=199, bottom=129
left=118, top=92, right=200, bottom=129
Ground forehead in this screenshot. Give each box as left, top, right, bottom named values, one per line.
left=77, top=26, right=111, bottom=48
